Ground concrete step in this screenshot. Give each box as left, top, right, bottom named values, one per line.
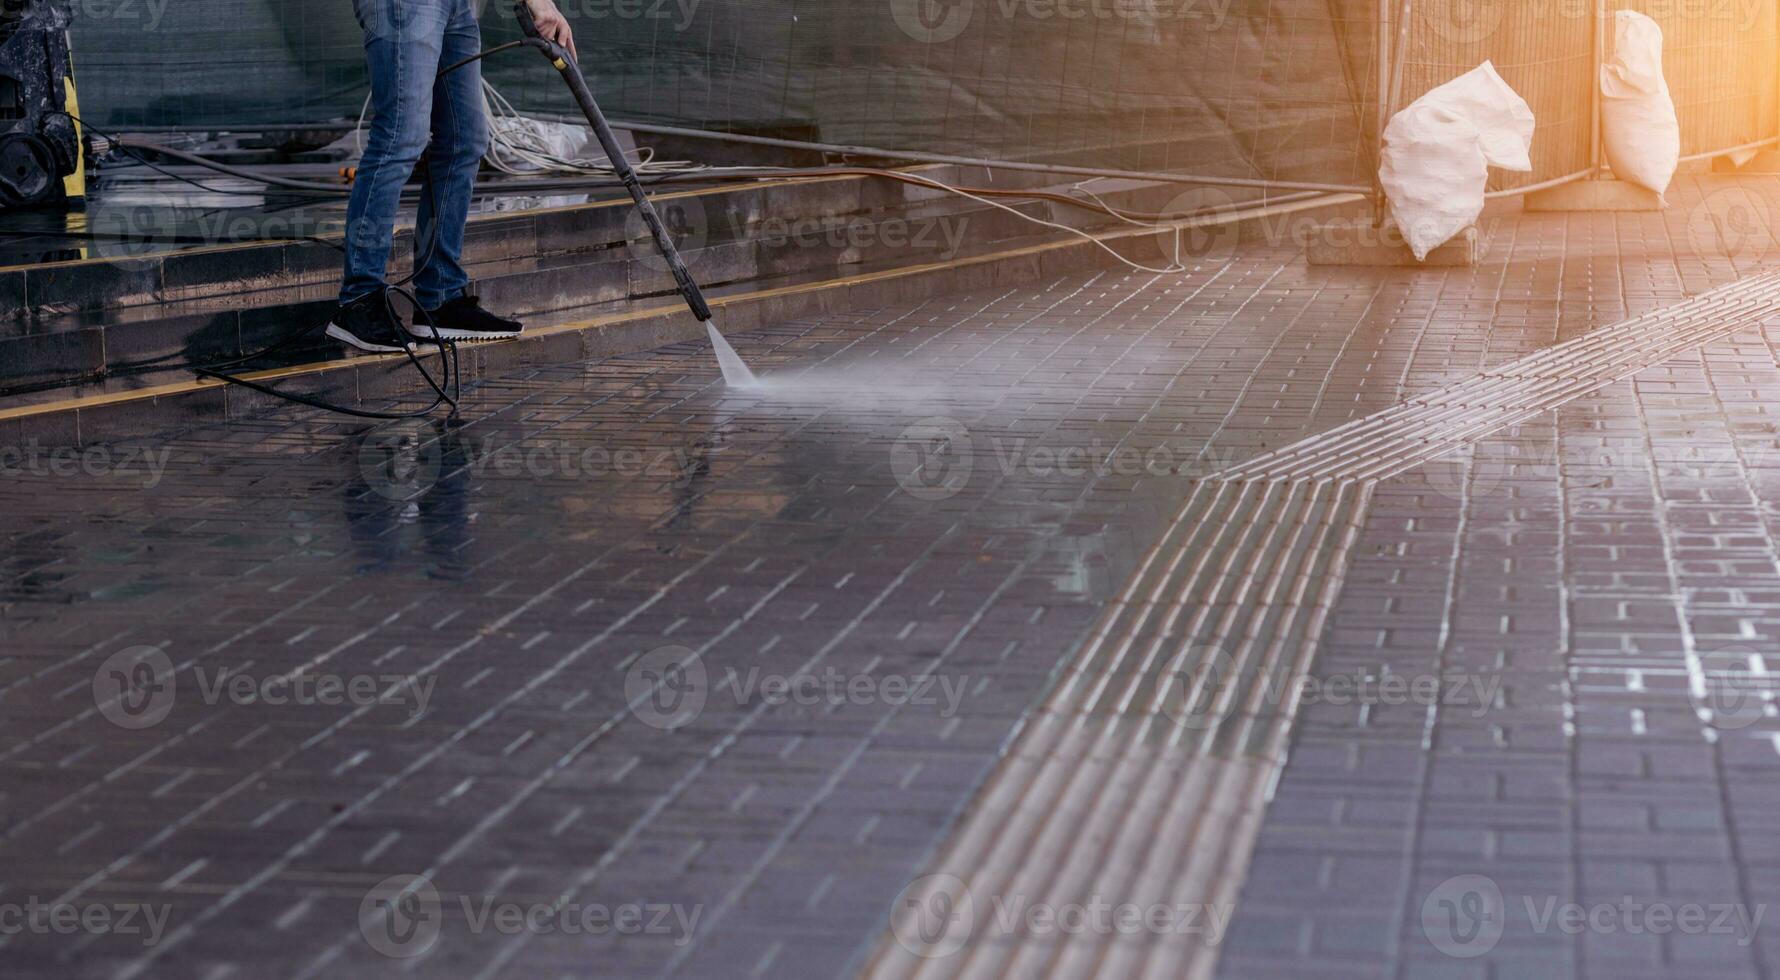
left=0, top=170, right=1228, bottom=399
left=2, top=164, right=1059, bottom=319
left=0, top=190, right=1368, bottom=445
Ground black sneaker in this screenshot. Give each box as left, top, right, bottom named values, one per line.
left=326, top=293, right=413, bottom=353
left=409, top=295, right=523, bottom=343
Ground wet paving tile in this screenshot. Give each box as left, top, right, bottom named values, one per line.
left=4, top=175, right=1780, bottom=978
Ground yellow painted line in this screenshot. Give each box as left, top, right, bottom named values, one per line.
left=0, top=192, right=1359, bottom=425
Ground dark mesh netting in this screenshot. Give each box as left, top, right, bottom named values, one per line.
left=66, top=0, right=1384, bottom=187
left=60, top=1, right=1777, bottom=190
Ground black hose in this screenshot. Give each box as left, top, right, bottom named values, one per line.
left=37, top=30, right=1324, bottom=420
left=100, top=41, right=515, bottom=420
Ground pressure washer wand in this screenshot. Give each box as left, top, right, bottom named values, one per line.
left=513, top=1, right=713, bottom=323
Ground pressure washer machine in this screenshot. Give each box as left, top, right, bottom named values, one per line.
left=0, top=0, right=81, bottom=208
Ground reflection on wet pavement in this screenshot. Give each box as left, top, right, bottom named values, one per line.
left=9, top=178, right=1780, bottom=977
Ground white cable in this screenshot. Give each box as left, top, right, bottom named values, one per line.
left=352, top=83, right=720, bottom=179
left=480, top=80, right=718, bottom=178
left=876, top=170, right=1215, bottom=275
left=1069, top=177, right=1180, bottom=229
left=354, top=85, right=1263, bottom=274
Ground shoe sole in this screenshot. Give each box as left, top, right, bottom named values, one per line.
left=326, top=322, right=411, bottom=354
left=406, top=326, right=525, bottom=343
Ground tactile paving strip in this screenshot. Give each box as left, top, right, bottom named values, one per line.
left=863, top=269, right=1780, bottom=979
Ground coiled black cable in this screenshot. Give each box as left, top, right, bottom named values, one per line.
left=37, top=41, right=536, bottom=419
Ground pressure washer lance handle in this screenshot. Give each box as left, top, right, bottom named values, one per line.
left=512, top=1, right=713, bottom=323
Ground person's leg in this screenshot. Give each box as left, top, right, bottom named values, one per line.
left=410, top=0, right=490, bottom=311
left=339, top=0, right=450, bottom=308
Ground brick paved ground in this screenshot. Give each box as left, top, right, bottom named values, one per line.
left=1217, top=365, right=1780, bottom=976
left=5, top=175, right=1780, bottom=978
left=1218, top=183, right=1780, bottom=979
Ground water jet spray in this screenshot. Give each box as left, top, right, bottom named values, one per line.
left=514, top=1, right=756, bottom=387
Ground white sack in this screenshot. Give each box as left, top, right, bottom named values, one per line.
left=1378, top=62, right=1535, bottom=260
left=1600, top=10, right=1680, bottom=198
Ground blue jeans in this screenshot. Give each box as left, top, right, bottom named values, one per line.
left=342, top=0, right=489, bottom=310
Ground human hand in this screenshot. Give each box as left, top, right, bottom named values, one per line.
left=524, top=0, right=576, bottom=59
